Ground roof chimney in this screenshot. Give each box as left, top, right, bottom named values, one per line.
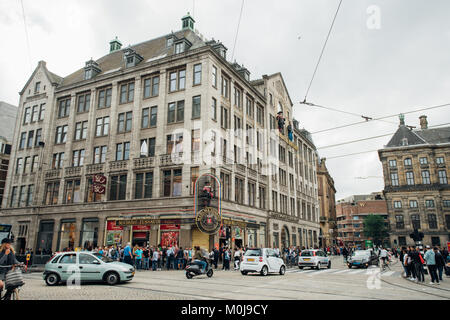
left=419, top=115, right=428, bottom=130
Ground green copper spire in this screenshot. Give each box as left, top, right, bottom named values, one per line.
left=399, top=113, right=405, bottom=126
left=181, top=12, right=195, bottom=30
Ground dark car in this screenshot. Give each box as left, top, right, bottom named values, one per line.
left=347, top=250, right=378, bottom=268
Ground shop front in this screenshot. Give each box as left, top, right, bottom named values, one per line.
left=57, top=219, right=76, bottom=251
left=35, top=220, right=54, bottom=254
left=160, top=223, right=180, bottom=247
left=105, top=220, right=123, bottom=246
left=80, top=218, right=99, bottom=250
left=132, top=225, right=150, bottom=246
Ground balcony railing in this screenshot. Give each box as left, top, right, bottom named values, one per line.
left=65, top=166, right=82, bottom=177
left=259, top=174, right=268, bottom=183
left=110, top=160, right=129, bottom=171
left=86, top=163, right=104, bottom=174
left=45, top=168, right=61, bottom=179
left=160, top=153, right=183, bottom=166
left=134, top=157, right=155, bottom=170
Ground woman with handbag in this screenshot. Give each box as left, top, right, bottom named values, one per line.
left=0, top=238, right=21, bottom=297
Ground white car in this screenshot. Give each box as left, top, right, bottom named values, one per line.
left=240, top=248, right=286, bottom=276
left=298, top=249, right=331, bottom=270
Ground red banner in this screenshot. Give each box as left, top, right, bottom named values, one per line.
left=160, top=224, right=180, bottom=230
left=133, top=225, right=151, bottom=231
left=92, top=184, right=105, bottom=194
left=133, top=232, right=148, bottom=239
left=93, top=174, right=107, bottom=184
left=107, top=221, right=123, bottom=231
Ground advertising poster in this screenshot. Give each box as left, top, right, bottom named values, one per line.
left=161, top=231, right=179, bottom=247
left=106, top=231, right=123, bottom=246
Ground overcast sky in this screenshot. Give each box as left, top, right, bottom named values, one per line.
left=1, top=0, right=450, bottom=200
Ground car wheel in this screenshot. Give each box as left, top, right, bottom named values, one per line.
left=327, top=261, right=331, bottom=269
left=241, top=271, right=248, bottom=275
left=260, top=265, right=268, bottom=276
left=105, top=272, right=120, bottom=285
left=45, top=273, right=60, bottom=286
left=316, top=263, right=320, bottom=270
left=298, top=266, right=304, bottom=269
left=186, top=272, right=193, bottom=279
left=279, top=265, right=286, bottom=275
left=207, top=269, right=213, bottom=278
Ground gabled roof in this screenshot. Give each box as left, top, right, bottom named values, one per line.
left=19, top=61, right=63, bottom=95
left=385, top=124, right=450, bottom=148
left=252, top=72, right=294, bottom=107
left=59, top=29, right=206, bottom=88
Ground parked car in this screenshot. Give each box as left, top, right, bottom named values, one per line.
left=298, top=249, right=331, bottom=269
left=347, top=250, right=378, bottom=268
left=240, top=248, right=286, bottom=276
left=43, top=251, right=135, bottom=286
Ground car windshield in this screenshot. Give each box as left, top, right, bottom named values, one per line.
left=301, top=251, right=314, bottom=257
left=244, top=249, right=262, bottom=256
left=352, top=251, right=369, bottom=257
left=93, top=253, right=113, bottom=263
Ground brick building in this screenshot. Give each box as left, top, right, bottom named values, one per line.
left=317, top=158, right=337, bottom=247
left=336, top=193, right=388, bottom=247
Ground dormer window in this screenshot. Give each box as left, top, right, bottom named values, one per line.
left=401, top=138, right=408, bottom=146
left=84, top=59, right=101, bottom=80
left=123, top=47, right=143, bottom=68
left=174, top=38, right=192, bottom=54
left=167, top=37, right=174, bottom=47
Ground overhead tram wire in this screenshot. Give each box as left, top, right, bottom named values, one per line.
left=317, top=122, right=450, bottom=150
left=19, top=0, right=32, bottom=73
left=231, top=0, right=245, bottom=62
left=309, top=102, right=450, bottom=134
left=302, top=0, right=343, bottom=103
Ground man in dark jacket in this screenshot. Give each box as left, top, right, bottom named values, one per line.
left=434, top=247, right=446, bottom=281
left=213, top=248, right=219, bottom=269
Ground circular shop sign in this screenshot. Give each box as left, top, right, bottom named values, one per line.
left=196, top=207, right=221, bottom=234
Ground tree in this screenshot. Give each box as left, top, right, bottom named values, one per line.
left=363, top=214, right=389, bottom=246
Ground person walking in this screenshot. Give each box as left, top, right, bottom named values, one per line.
left=424, top=246, right=439, bottom=285
left=434, top=247, right=445, bottom=282
left=223, top=247, right=230, bottom=270
left=151, top=248, right=159, bottom=271
left=213, top=247, right=219, bottom=269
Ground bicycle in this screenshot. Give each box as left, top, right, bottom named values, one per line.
left=0, top=264, right=25, bottom=301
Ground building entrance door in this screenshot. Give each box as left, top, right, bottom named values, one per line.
left=281, top=226, right=290, bottom=249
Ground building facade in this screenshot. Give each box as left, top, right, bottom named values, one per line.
left=317, top=158, right=337, bottom=248
left=0, top=15, right=320, bottom=254
left=336, top=193, right=388, bottom=247
left=378, top=115, right=450, bottom=247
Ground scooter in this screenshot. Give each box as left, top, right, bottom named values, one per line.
left=185, top=258, right=214, bottom=279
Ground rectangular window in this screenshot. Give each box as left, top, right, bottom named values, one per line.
left=220, top=172, right=230, bottom=200
left=76, top=92, right=91, bottom=113
left=167, top=101, right=184, bottom=123
left=34, top=129, right=42, bottom=147
left=19, top=132, right=26, bottom=149
left=221, top=76, right=229, bottom=98
left=109, top=174, right=127, bottom=200
left=117, top=112, right=132, bottom=133
left=10, top=186, right=17, bottom=207
left=26, top=185, right=34, bottom=206
left=34, top=82, right=41, bottom=93
left=191, top=129, right=200, bottom=153
left=443, top=200, right=450, bottom=208
left=142, top=107, right=157, bottom=128
left=221, top=106, right=229, bottom=129
left=166, top=133, right=183, bottom=154
left=190, top=167, right=199, bottom=195
left=16, top=158, right=23, bottom=174
left=436, top=157, right=445, bottom=165
left=272, top=191, right=278, bottom=212
left=234, top=116, right=241, bottom=137
left=86, top=178, right=103, bottom=203
left=419, top=157, right=428, bottom=165
left=192, top=96, right=201, bottom=119
left=31, top=105, right=38, bottom=122
left=391, top=173, right=399, bottom=186
left=95, top=117, right=109, bottom=137
left=212, top=66, right=217, bottom=88
left=74, top=121, right=88, bottom=141
left=409, top=200, right=418, bottom=208
left=98, top=87, right=112, bottom=109
left=193, top=64, right=202, bottom=85
left=143, top=75, right=160, bottom=98
left=246, top=97, right=254, bottom=118
left=395, top=215, right=404, bottom=229
left=142, top=107, right=149, bottom=129
left=411, top=214, right=420, bottom=229
left=389, top=159, right=397, bottom=168
left=393, top=200, right=402, bottom=209
left=44, top=181, right=60, bottom=205
left=55, top=125, right=68, bottom=144
left=27, top=130, right=34, bottom=148
left=425, top=199, right=435, bottom=208
left=438, top=170, right=448, bottom=184
left=259, top=186, right=266, bottom=209
left=168, top=69, right=186, bottom=92
left=31, top=155, right=39, bottom=173
left=248, top=182, right=256, bottom=207
left=115, top=142, right=130, bottom=161
left=72, top=149, right=85, bottom=167
left=257, top=105, right=264, bottom=126
left=93, top=146, right=107, bottom=164
left=39, top=103, right=45, bottom=121
left=406, top=171, right=414, bottom=185
left=404, top=158, right=412, bottom=166
left=52, top=152, right=64, bottom=169
left=64, top=179, right=81, bottom=204
left=23, top=107, right=31, bottom=124
left=422, top=170, right=431, bottom=184
left=211, top=98, right=217, bottom=120
left=58, top=98, right=71, bottom=118
left=120, top=81, right=134, bottom=104
left=235, top=177, right=244, bottom=204
left=162, top=168, right=182, bottom=197
left=234, top=87, right=242, bottom=108
left=135, top=172, right=153, bottom=199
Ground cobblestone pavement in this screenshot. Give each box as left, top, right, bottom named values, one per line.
left=18, top=257, right=450, bottom=300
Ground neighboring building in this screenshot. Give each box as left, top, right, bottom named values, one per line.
left=0, top=102, right=17, bottom=208
left=336, top=193, right=388, bottom=247
left=317, top=158, right=337, bottom=247
left=0, top=14, right=320, bottom=254
left=378, top=114, right=450, bottom=247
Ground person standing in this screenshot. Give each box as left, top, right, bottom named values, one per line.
left=412, top=247, right=425, bottom=283
left=223, top=247, right=230, bottom=270
left=151, top=248, right=159, bottom=271
left=176, top=247, right=184, bottom=270
left=434, top=247, right=445, bottom=282
left=424, top=246, right=439, bottom=285
left=134, top=246, right=143, bottom=270
left=123, top=242, right=133, bottom=266
left=143, top=247, right=150, bottom=270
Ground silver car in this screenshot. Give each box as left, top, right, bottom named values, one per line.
left=43, top=251, right=135, bottom=286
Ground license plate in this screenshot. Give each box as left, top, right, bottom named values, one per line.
left=354, top=262, right=360, bottom=265
left=247, top=258, right=255, bottom=262
left=304, top=258, right=310, bottom=261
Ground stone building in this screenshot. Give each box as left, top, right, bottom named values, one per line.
left=317, top=158, right=337, bottom=247
left=378, top=115, right=450, bottom=247
left=0, top=15, right=320, bottom=253
left=336, top=193, right=388, bottom=247
left=0, top=102, right=17, bottom=209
